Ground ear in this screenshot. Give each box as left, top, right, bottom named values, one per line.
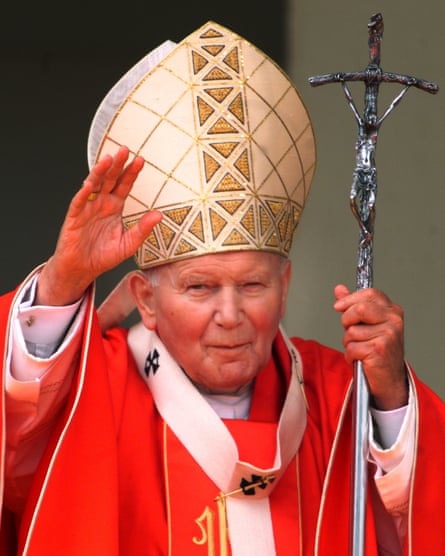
left=279, top=260, right=292, bottom=318
left=127, top=271, right=158, bottom=330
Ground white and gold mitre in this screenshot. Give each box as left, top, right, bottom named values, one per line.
left=88, top=21, right=316, bottom=269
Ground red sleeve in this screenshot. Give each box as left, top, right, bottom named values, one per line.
left=409, top=375, right=445, bottom=553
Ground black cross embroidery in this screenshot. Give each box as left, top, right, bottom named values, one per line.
left=239, top=474, right=274, bottom=496
left=144, top=349, right=160, bottom=377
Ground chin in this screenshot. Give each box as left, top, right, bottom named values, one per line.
left=185, top=358, right=260, bottom=394
left=199, top=372, right=255, bottom=395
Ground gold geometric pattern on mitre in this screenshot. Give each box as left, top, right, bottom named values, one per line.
left=93, top=21, right=316, bottom=268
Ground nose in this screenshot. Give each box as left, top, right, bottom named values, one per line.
left=213, top=287, right=243, bottom=328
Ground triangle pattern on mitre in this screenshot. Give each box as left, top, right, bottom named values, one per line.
left=208, top=207, right=228, bottom=240
left=222, top=228, right=251, bottom=246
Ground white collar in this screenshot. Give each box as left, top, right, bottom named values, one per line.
left=127, top=322, right=307, bottom=556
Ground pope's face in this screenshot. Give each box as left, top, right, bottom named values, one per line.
left=133, top=251, right=291, bottom=394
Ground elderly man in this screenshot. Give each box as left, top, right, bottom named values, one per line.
left=1, top=22, right=444, bottom=556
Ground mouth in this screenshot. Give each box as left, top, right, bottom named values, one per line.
left=210, top=340, right=249, bottom=348
left=207, top=342, right=250, bottom=354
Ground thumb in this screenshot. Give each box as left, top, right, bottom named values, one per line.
left=333, top=284, right=351, bottom=306
left=124, top=211, right=163, bottom=253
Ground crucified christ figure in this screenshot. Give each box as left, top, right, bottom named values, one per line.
left=309, top=11, right=438, bottom=287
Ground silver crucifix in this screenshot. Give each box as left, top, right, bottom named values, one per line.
left=308, top=12, right=438, bottom=556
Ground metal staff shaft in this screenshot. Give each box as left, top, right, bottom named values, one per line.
left=308, top=12, right=438, bottom=555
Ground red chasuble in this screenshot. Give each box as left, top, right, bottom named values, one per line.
left=0, top=286, right=444, bottom=555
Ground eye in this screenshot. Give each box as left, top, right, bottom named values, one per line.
left=242, top=281, right=265, bottom=292
left=188, top=283, right=208, bottom=290
left=185, top=282, right=214, bottom=297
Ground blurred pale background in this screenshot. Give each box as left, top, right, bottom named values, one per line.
left=1, top=1, right=443, bottom=399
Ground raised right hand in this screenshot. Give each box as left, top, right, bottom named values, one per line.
left=36, top=146, right=162, bottom=306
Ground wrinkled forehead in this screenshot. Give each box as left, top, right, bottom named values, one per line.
left=145, top=250, right=288, bottom=280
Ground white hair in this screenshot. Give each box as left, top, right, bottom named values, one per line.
left=143, top=267, right=162, bottom=287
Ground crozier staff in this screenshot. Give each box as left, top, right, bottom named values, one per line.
left=309, top=14, right=440, bottom=554
left=1, top=21, right=444, bottom=556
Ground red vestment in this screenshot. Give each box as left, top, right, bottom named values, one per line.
left=0, top=287, right=444, bottom=555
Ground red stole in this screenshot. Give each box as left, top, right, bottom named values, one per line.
left=163, top=348, right=302, bottom=556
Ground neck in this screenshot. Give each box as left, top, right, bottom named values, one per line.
left=190, top=377, right=254, bottom=397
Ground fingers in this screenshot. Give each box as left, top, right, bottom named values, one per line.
left=341, top=320, right=402, bottom=361
left=333, top=285, right=407, bottom=409
left=335, top=288, right=403, bottom=340
left=101, top=147, right=143, bottom=194
left=334, top=285, right=401, bottom=313
left=79, top=146, right=144, bottom=202
left=84, top=150, right=120, bottom=191
left=334, top=287, right=405, bottom=371
left=111, top=154, right=145, bottom=199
